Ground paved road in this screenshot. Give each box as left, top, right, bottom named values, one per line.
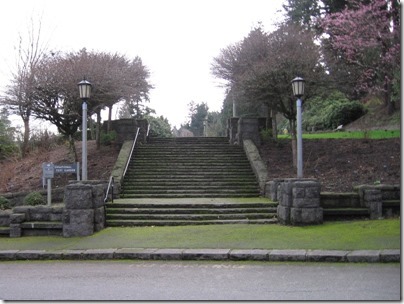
left=0, top=261, right=400, bottom=300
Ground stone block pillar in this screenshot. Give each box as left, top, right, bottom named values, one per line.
left=63, top=181, right=107, bottom=237
left=357, top=187, right=383, bottom=220
left=277, top=178, right=323, bottom=226
left=237, top=118, right=261, bottom=147
left=228, top=117, right=239, bottom=144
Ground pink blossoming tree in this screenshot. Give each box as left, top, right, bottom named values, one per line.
left=319, top=0, right=400, bottom=113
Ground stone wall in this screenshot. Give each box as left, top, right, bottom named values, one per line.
left=9, top=205, right=64, bottom=237
left=237, top=118, right=261, bottom=147
left=102, top=118, right=149, bottom=145
left=267, top=180, right=400, bottom=222
left=1, top=188, right=64, bottom=208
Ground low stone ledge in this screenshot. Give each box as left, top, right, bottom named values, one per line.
left=110, top=248, right=158, bottom=260
left=268, top=249, right=306, bottom=262
left=41, top=251, right=64, bottom=260
left=61, top=250, right=85, bottom=260
left=114, top=248, right=149, bottom=259
left=229, top=249, right=270, bottom=261
left=306, top=250, right=349, bottom=262
left=346, top=250, right=381, bottom=263
left=380, top=249, right=400, bottom=263
left=182, top=249, right=230, bottom=260
left=151, top=249, right=184, bottom=260
left=82, top=249, right=116, bottom=260
left=16, top=250, right=47, bottom=260
left=0, top=250, right=19, bottom=260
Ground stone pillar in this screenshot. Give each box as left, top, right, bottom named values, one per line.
left=237, top=118, right=261, bottom=146
left=228, top=117, right=239, bottom=144
left=63, top=181, right=107, bottom=237
left=356, top=185, right=383, bottom=220
left=277, top=178, right=323, bottom=226
left=265, top=178, right=285, bottom=201
left=363, top=189, right=383, bottom=220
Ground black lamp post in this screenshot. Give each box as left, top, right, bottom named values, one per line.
left=291, top=76, right=305, bottom=178
left=78, top=79, right=92, bottom=181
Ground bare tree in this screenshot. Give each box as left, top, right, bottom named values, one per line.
left=212, top=22, right=325, bottom=167
left=28, top=49, right=153, bottom=158
left=2, top=17, right=49, bottom=156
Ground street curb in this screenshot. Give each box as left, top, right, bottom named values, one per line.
left=0, top=249, right=400, bottom=263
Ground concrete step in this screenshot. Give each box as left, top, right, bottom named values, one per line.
left=323, top=208, right=370, bottom=220
left=20, top=221, right=63, bottom=236
left=107, top=213, right=277, bottom=221
left=107, top=218, right=278, bottom=227
left=0, top=226, right=10, bottom=237
left=120, top=193, right=261, bottom=198
left=107, top=207, right=277, bottom=214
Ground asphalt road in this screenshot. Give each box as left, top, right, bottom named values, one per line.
left=0, top=261, right=400, bottom=300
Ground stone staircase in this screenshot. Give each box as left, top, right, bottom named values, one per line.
left=120, top=137, right=261, bottom=198
left=106, top=137, right=276, bottom=226
left=106, top=199, right=278, bottom=226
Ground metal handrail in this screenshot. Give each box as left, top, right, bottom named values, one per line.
left=146, top=122, right=151, bottom=141
left=122, top=127, right=140, bottom=179
left=104, top=175, right=114, bottom=203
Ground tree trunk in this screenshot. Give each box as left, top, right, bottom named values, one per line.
left=88, top=117, right=95, bottom=140
left=96, top=110, right=101, bottom=149
left=69, top=135, right=78, bottom=162
left=385, top=78, right=395, bottom=115
left=271, top=109, right=278, bottom=141
left=107, top=105, right=113, bottom=132
left=266, top=107, right=272, bottom=131
left=21, top=117, right=30, bottom=157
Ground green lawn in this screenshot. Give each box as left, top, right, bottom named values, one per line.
left=0, top=219, right=399, bottom=251
left=278, top=129, right=400, bottom=140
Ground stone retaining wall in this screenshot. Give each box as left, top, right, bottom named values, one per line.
left=102, top=118, right=148, bottom=145
left=1, top=188, right=64, bottom=208
left=266, top=180, right=400, bottom=222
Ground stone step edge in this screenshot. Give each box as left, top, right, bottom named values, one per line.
left=0, top=249, right=399, bottom=263
left=107, top=218, right=277, bottom=226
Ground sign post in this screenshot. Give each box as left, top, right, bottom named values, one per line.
left=41, top=162, right=80, bottom=206
left=42, top=163, right=54, bottom=206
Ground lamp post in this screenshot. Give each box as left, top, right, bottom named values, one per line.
left=291, top=76, right=305, bottom=178
left=78, top=79, right=92, bottom=181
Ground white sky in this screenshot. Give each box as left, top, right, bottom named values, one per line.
left=0, top=0, right=285, bottom=130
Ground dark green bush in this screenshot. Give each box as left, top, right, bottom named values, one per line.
left=100, top=131, right=117, bottom=145
left=303, top=91, right=367, bottom=131
left=0, top=196, right=10, bottom=210
left=23, top=191, right=45, bottom=206
left=326, top=101, right=367, bottom=128
left=260, top=129, right=273, bottom=142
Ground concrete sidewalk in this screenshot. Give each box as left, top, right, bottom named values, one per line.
left=0, top=248, right=400, bottom=263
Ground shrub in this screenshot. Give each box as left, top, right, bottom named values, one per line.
left=100, top=131, right=117, bottom=145
left=260, top=129, right=273, bottom=142
left=303, top=91, right=367, bottom=130
left=23, top=191, right=45, bottom=206
left=0, top=196, right=10, bottom=210
left=326, top=101, right=367, bottom=129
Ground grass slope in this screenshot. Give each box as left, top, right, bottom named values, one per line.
left=279, top=130, right=400, bottom=140
left=0, top=219, right=399, bottom=251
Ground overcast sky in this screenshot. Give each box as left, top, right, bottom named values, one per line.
left=0, top=0, right=285, bottom=129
